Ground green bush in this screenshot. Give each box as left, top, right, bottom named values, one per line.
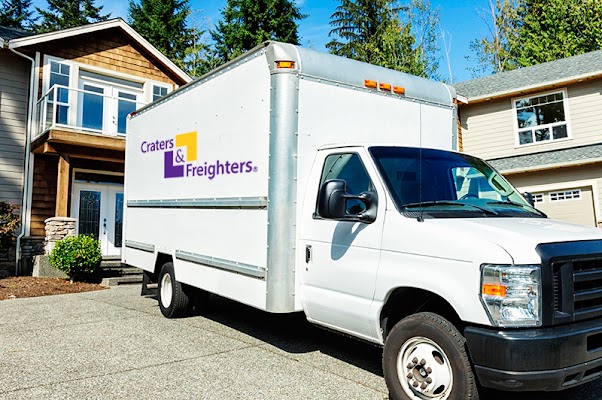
left=0, top=201, right=20, bottom=254
left=49, top=235, right=102, bottom=282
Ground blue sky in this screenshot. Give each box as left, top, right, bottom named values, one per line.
left=31, top=0, right=490, bottom=83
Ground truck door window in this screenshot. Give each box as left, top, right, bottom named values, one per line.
left=319, top=153, right=374, bottom=215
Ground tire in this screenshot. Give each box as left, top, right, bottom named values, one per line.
left=158, top=262, right=193, bottom=318
left=382, top=312, right=478, bottom=400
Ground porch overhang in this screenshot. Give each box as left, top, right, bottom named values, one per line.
left=31, top=128, right=125, bottom=163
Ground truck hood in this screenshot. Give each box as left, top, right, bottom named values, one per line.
left=434, top=217, right=602, bottom=264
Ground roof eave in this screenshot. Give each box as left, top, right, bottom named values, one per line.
left=8, top=18, right=191, bottom=84
left=459, top=70, right=602, bottom=105
left=498, top=156, right=602, bottom=175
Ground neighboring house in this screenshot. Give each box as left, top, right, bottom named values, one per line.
left=454, top=51, right=602, bottom=228
left=0, top=19, right=191, bottom=271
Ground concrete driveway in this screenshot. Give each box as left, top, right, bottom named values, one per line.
left=0, top=286, right=600, bottom=399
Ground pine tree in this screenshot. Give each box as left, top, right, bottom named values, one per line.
left=327, top=0, right=439, bottom=78
left=36, top=0, right=109, bottom=32
left=211, top=0, right=306, bottom=63
left=0, top=0, right=36, bottom=30
left=128, top=0, right=194, bottom=69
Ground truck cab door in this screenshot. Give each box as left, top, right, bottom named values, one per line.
left=299, top=149, right=385, bottom=340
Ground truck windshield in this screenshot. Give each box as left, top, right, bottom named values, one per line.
left=369, top=146, right=546, bottom=219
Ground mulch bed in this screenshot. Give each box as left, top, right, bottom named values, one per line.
left=0, top=276, right=108, bottom=300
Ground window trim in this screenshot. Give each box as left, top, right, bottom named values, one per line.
left=511, top=88, right=572, bottom=148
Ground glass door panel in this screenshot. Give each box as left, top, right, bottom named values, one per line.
left=116, top=92, right=137, bottom=134
left=81, top=84, right=105, bottom=131
left=78, top=190, right=101, bottom=240
left=114, top=192, right=124, bottom=248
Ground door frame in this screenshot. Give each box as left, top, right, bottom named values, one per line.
left=70, top=169, right=125, bottom=256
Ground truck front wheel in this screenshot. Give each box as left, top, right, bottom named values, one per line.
left=158, top=262, right=193, bottom=318
left=383, top=312, right=478, bottom=400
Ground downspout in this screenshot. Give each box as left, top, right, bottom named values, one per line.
left=10, top=47, right=36, bottom=275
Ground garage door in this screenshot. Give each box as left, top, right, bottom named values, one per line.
left=532, top=186, right=597, bottom=226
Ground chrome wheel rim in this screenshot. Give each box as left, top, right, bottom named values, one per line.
left=397, top=336, right=453, bottom=399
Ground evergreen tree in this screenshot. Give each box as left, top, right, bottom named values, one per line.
left=470, top=0, right=602, bottom=76
left=36, top=0, right=109, bottom=32
left=327, top=0, right=439, bottom=78
left=0, top=0, right=36, bottom=30
left=128, top=0, right=194, bottom=69
left=211, top=0, right=306, bottom=63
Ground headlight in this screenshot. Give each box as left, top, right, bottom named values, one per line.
left=480, top=264, right=541, bottom=327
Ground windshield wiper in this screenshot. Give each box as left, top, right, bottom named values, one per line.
left=402, top=201, right=498, bottom=215
left=486, top=200, right=547, bottom=217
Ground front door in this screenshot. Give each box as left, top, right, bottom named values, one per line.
left=72, top=183, right=124, bottom=256
left=300, top=150, right=386, bottom=339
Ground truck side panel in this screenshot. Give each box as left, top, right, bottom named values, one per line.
left=124, top=53, right=271, bottom=310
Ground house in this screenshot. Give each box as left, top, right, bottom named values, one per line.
left=454, top=52, right=602, bottom=228
left=0, top=19, right=191, bottom=273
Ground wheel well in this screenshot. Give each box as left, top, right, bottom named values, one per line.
left=380, top=287, right=463, bottom=340
left=150, top=252, right=173, bottom=281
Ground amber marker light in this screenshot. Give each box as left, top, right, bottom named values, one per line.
left=364, top=79, right=378, bottom=89
left=276, top=61, right=295, bottom=69
left=379, top=82, right=392, bottom=91
left=393, top=86, right=406, bottom=95
left=482, top=284, right=506, bottom=297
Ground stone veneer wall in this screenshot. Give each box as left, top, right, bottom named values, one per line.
left=45, top=217, right=77, bottom=254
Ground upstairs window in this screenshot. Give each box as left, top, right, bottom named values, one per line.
left=48, top=60, right=71, bottom=124
left=514, top=90, right=570, bottom=146
left=153, top=85, right=169, bottom=102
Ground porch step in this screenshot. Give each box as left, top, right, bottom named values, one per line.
left=99, top=257, right=143, bottom=286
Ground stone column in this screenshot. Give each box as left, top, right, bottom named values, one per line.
left=44, top=217, right=77, bottom=254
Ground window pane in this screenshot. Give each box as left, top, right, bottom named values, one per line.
left=320, top=153, right=373, bottom=215
left=56, top=105, right=68, bottom=125
left=519, top=130, right=533, bottom=144
left=534, top=128, right=550, bottom=142
left=552, top=124, right=568, bottom=139
left=82, top=85, right=104, bottom=130
left=537, top=101, right=565, bottom=125
left=517, top=107, right=536, bottom=128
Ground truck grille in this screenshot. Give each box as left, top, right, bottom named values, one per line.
left=553, top=258, right=602, bottom=323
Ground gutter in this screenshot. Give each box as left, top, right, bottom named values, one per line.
left=9, top=46, right=36, bottom=275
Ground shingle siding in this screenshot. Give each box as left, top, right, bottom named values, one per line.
left=0, top=52, right=29, bottom=207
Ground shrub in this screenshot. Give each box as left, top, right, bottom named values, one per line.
left=49, top=235, right=102, bottom=282
left=0, top=201, right=20, bottom=254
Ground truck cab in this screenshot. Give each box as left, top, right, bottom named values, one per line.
left=300, top=144, right=602, bottom=398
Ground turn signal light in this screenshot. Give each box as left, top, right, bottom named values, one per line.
left=482, top=284, right=506, bottom=297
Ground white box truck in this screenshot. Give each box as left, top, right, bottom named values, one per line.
left=124, top=42, right=602, bottom=399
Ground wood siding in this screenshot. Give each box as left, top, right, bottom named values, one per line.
left=0, top=52, right=29, bottom=206
left=30, top=155, right=58, bottom=236
left=506, top=164, right=602, bottom=227
left=29, top=28, right=184, bottom=87
left=460, top=80, right=602, bottom=160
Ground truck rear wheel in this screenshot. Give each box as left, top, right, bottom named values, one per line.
left=158, top=262, right=193, bottom=318
left=383, top=312, right=478, bottom=400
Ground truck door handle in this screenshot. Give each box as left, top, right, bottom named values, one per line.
left=305, top=245, right=312, bottom=263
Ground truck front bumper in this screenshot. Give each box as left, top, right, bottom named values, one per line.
left=464, top=317, right=602, bottom=391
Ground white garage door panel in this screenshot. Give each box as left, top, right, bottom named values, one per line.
left=534, top=186, right=596, bottom=227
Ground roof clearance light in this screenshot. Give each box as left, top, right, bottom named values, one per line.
left=379, top=83, right=392, bottom=92
left=364, top=79, right=378, bottom=89
left=276, top=61, right=295, bottom=69
left=393, top=86, right=406, bottom=95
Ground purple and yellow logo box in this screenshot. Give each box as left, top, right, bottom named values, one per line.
left=164, top=132, right=197, bottom=178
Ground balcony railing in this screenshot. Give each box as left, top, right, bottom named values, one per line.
left=35, top=85, right=145, bottom=139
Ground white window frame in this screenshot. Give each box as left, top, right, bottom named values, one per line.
left=511, top=88, right=572, bottom=148
left=532, top=193, right=544, bottom=204
left=549, top=189, right=582, bottom=202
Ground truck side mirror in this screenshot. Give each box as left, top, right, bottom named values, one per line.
left=317, top=179, right=378, bottom=223
left=523, top=192, right=535, bottom=207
